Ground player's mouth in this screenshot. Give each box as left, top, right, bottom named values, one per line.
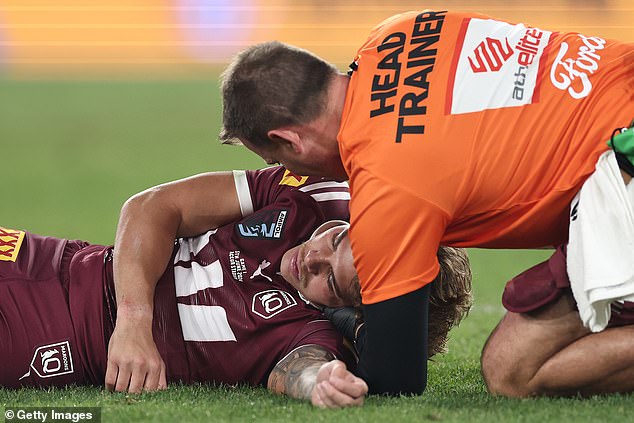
left=281, top=244, right=305, bottom=289
left=293, top=245, right=304, bottom=286
left=290, top=249, right=300, bottom=283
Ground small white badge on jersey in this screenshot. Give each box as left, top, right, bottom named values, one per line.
left=252, top=290, right=297, bottom=319
left=19, top=340, right=74, bottom=381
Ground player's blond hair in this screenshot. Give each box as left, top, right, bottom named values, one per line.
left=347, top=246, right=472, bottom=358
left=427, top=246, right=473, bottom=357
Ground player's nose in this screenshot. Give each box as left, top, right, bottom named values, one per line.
left=303, top=248, right=328, bottom=274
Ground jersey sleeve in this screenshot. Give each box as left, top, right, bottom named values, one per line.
left=233, top=166, right=350, bottom=222
left=349, top=170, right=448, bottom=304
left=502, top=246, right=568, bottom=313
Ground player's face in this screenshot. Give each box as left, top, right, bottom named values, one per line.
left=280, top=221, right=360, bottom=308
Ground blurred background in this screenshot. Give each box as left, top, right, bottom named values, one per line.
left=1, top=0, right=632, bottom=76
left=1, top=1, right=632, bottom=303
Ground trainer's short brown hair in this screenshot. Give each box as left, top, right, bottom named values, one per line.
left=220, top=41, right=339, bottom=148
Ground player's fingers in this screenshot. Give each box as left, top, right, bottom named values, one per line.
left=317, top=381, right=358, bottom=408
left=315, top=361, right=336, bottom=384
left=328, top=379, right=365, bottom=407
left=350, top=394, right=365, bottom=407
left=329, top=361, right=363, bottom=388
left=321, top=382, right=352, bottom=408
left=311, top=390, right=326, bottom=408
left=329, top=374, right=368, bottom=399
left=330, top=361, right=347, bottom=378
left=114, top=366, right=133, bottom=392
left=157, top=362, right=167, bottom=390
left=104, top=361, right=118, bottom=392
left=315, top=382, right=339, bottom=408
left=326, top=361, right=367, bottom=396
left=128, top=366, right=147, bottom=394
left=144, top=357, right=167, bottom=392
left=141, top=355, right=167, bottom=392
left=143, top=365, right=161, bottom=392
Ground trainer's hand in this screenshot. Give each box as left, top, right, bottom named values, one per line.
left=324, top=307, right=363, bottom=341
left=105, top=307, right=167, bottom=393
left=311, top=360, right=368, bottom=408
left=324, top=307, right=366, bottom=355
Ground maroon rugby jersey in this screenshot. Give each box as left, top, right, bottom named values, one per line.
left=131, top=166, right=352, bottom=386
left=2, top=167, right=351, bottom=388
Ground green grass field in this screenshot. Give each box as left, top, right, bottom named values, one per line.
left=1, top=79, right=631, bottom=422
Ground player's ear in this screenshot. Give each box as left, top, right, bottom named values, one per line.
left=267, top=128, right=303, bottom=153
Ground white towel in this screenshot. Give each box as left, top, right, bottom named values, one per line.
left=567, top=150, right=634, bottom=332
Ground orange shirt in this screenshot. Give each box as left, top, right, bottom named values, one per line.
left=338, top=10, right=634, bottom=304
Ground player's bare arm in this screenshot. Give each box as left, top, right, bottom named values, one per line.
left=267, top=345, right=367, bottom=408
left=268, top=345, right=335, bottom=400
left=107, top=172, right=243, bottom=393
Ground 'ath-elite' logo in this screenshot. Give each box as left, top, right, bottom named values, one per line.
left=468, top=37, right=514, bottom=73
left=447, top=18, right=551, bottom=115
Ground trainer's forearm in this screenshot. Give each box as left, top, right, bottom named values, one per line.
left=357, top=285, right=431, bottom=395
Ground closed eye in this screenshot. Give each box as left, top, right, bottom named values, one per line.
left=327, top=270, right=339, bottom=300
left=328, top=229, right=347, bottom=300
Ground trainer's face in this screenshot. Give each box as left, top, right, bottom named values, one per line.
left=241, top=73, right=350, bottom=179
left=242, top=137, right=341, bottom=179
left=280, top=221, right=360, bottom=308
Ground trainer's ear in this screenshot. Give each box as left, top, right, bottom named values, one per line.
left=267, top=128, right=303, bottom=153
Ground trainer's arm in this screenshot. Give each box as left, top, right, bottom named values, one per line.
left=356, top=285, right=431, bottom=395
left=106, top=172, right=242, bottom=393
left=267, top=345, right=368, bottom=408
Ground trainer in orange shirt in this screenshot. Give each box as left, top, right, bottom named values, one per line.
left=220, top=10, right=634, bottom=395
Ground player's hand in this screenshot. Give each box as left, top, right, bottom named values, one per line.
left=311, top=360, right=368, bottom=408
left=105, top=307, right=167, bottom=393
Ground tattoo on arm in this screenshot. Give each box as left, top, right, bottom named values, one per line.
left=267, top=345, right=336, bottom=400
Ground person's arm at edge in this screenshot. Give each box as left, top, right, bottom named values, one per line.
left=267, top=345, right=368, bottom=408
left=356, top=284, right=431, bottom=395
left=105, top=172, right=243, bottom=393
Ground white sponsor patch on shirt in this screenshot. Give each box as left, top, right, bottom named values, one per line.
left=447, top=18, right=551, bottom=115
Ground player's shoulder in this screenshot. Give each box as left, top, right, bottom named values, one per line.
left=240, top=166, right=348, bottom=202
left=237, top=166, right=350, bottom=226
left=243, top=166, right=344, bottom=188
